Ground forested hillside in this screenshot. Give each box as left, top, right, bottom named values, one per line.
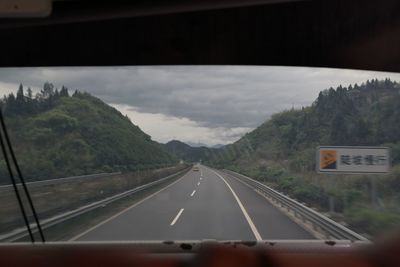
left=210, top=78, right=400, bottom=167
left=0, top=83, right=177, bottom=183
left=165, top=140, right=212, bottom=162
left=206, top=78, right=400, bottom=237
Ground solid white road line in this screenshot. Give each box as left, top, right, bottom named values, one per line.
left=197, top=182, right=200, bottom=186
left=190, top=190, right=196, bottom=197
left=170, top=208, right=184, bottom=226
left=68, top=173, right=188, bottom=241
left=209, top=169, right=263, bottom=241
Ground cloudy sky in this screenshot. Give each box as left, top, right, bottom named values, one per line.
left=0, top=66, right=399, bottom=146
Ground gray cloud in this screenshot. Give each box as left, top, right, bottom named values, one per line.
left=0, top=66, right=400, bottom=144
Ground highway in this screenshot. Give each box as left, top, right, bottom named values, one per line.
left=72, top=165, right=313, bottom=241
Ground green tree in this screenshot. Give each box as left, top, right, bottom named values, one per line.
left=27, top=87, right=33, bottom=99
left=41, top=82, right=54, bottom=99
left=60, top=86, right=69, bottom=97
left=15, top=84, right=25, bottom=113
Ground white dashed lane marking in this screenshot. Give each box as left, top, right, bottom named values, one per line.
left=170, top=208, right=184, bottom=226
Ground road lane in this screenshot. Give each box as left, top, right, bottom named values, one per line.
left=75, top=166, right=255, bottom=240
left=74, top=165, right=313, bottom=241
left=214, top=169, right=314, bottom=239
left=168, top=166, right=255, bottom=240
left=204, top=168, right=262, bottom=240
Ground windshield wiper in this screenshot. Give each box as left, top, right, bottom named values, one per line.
left=0, top=109, right=45, bottom=243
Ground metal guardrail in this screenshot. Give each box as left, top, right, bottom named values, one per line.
left=222, top=169, right=368, bottom=241
left=0, top=167, right=190, bottom=242
left=0, top=172, right=122, bottom=192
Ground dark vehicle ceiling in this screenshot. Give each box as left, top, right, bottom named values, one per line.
left=0, top=0, right=399, bottom=72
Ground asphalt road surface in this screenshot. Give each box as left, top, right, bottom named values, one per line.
left=72, top=165, right=313, bottom=241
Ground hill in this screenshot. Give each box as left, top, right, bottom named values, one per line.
left=206, top=78, right=400, bottom=236
left=165, top=140, right=211, bottom=162
left=211, top=78, right=400, bottom=169
left=0, top=83, right=177, bottom=183
left=184, top=141, right=209, bottom=148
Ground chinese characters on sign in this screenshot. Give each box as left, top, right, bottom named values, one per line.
left=318, top=147, right=390, bottom=174
left=340, top=154, right=387, bottom=166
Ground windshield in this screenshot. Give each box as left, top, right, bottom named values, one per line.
left=0, top=66, right=400, bottom=242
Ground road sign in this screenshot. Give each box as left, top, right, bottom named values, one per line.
left=317, top=146, right=390, bottom=174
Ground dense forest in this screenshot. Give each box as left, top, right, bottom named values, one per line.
left=168, top=78, right=400, bottom=237
left=0, top=83, right=177, bottom=183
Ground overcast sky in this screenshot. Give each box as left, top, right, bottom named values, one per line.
left=1, top=66, right=399, bottom=146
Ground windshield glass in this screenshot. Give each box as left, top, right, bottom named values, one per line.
left=0, top=66, right=400, bottom=242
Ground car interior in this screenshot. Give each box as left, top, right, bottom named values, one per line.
left=1, top=0, right=400, bottom=266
